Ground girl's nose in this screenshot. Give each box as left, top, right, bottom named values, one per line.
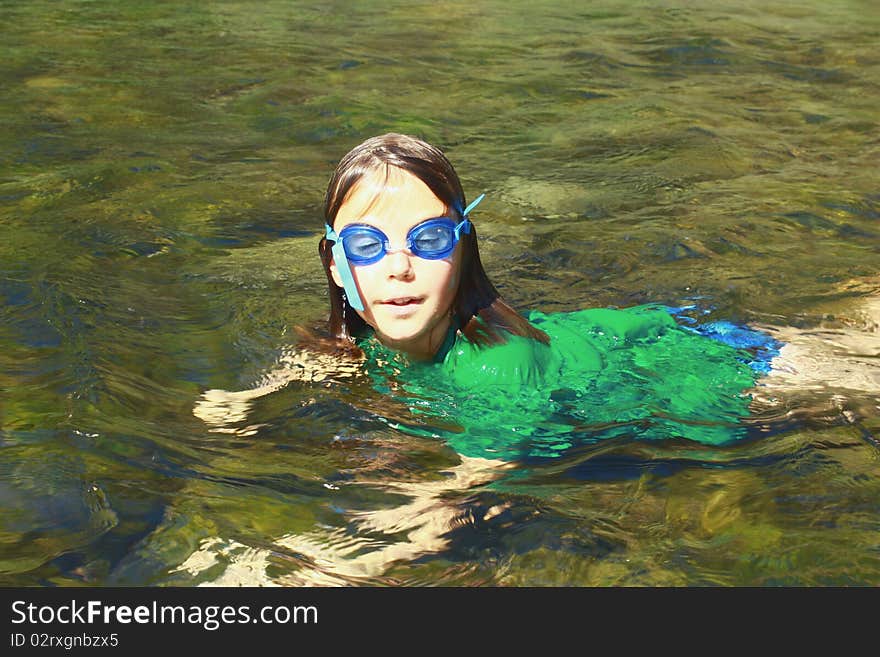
left=385, top=248, right=414, bottom=279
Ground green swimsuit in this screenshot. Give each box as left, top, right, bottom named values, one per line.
left=358, top=305, right=764, bottom=460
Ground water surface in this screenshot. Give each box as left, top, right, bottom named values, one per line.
left=1, top=0, right=878, bottom=586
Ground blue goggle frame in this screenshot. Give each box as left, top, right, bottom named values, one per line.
left=337, top=216, right=471, bottom=266
left=325, top=193, right=484, bottom=311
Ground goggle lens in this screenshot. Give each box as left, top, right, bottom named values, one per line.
left=410, top=222, right=455, bottom=257
left=345, top=229, right=385, bottom=261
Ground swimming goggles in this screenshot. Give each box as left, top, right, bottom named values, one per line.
left=325, top=193, right=484, bottom=311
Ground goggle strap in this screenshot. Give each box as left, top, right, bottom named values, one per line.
left=462, top=193, right=485, bottom=217
left=326, top=225, right=365, bottom=311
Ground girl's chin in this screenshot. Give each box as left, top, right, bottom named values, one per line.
left=367, top=307, right=451, bottom=354
left=371, top=319, right=440, bottom=354
left=371, top=310, right=426, bottom=336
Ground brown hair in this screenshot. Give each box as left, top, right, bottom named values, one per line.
left=314, top=133, right=549, bottom=352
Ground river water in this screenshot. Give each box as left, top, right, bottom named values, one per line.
left=1, top=0, right=878, bottom=586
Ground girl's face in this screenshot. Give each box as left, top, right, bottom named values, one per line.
left=329, top=167, right=463, bottom=361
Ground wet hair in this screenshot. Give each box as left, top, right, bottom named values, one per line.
left=315, top=132, right=549, bottom=352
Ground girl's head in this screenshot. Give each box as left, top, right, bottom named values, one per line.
left=319, top=133, right=547, bottom=359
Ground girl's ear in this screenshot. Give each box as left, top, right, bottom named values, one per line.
left=329, top=259, right=344, bottom=289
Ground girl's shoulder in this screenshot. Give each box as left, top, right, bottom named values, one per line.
left=441, top=324, right=560, bottom=389
left=437, top=305, right=678, bottom=388
left=527, top=304, right=678, bottom=343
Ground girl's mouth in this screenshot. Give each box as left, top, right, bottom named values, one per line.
left=383, top=297, right=423, bottom=306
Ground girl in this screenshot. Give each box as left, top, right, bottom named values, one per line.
left=197, top=132, right=779, bottom=458
left=308, top=132, right=778, bottom=460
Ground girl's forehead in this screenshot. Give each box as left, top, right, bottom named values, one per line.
left=335, top=169, right=446, bottom=231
